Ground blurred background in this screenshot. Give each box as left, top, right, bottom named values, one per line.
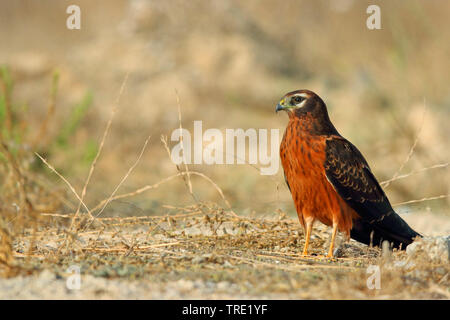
left=0, top=0, right=449, bottom=221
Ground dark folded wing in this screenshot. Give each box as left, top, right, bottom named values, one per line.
left=324, top=136, right=420, bottom=247
left=324, top=137, right=391, bottom=218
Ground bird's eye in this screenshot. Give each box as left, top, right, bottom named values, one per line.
left=291, top=96, right=305, bottom=105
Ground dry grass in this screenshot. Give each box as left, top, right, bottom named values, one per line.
left=0, top=1, right=449, bottom=299
left=7, top=203, right=450, bottom=299
left=1, top=72, right=448, bottom=298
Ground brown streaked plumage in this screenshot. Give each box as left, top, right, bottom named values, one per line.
left=276, top=89, right=421, bottom=257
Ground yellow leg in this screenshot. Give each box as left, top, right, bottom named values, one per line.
left=302, top=218, right=314, bottom=256
left=327, top=222, right=338, bottom=258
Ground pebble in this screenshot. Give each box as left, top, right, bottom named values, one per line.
left=406, top=236, right=450, bottom=264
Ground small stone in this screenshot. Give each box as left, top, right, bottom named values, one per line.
left=217, top=281, right=229, bottom=290
left=406, top=236, right=450, bottom=263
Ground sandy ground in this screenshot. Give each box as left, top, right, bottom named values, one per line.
left=1, top=210, right=448, bottom=300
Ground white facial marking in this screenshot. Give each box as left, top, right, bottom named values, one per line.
left=292, top=93, right=308, bottom=108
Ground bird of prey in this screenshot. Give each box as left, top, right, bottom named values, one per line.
left=276, top=89, right=421, bottom=258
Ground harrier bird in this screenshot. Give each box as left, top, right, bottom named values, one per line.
left=276, top=90, right=421, bottom=257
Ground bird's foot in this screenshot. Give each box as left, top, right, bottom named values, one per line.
left=301, top=252, right=337, bottom=261
left=326, top=253, right=337, bottom=261
left=308, top=253, right=337, bottom=261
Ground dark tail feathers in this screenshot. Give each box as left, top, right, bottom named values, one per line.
left=350, top=211, right=421, bottom=250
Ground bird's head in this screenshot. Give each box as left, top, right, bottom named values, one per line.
left=275, top=89, right=322, bottom=115
left=276, top=89, right=338, bottom=135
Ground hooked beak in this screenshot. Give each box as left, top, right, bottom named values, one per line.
left=275, top=103, right=284, bottom=113
left=276, top=99, right=286, bottom=113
